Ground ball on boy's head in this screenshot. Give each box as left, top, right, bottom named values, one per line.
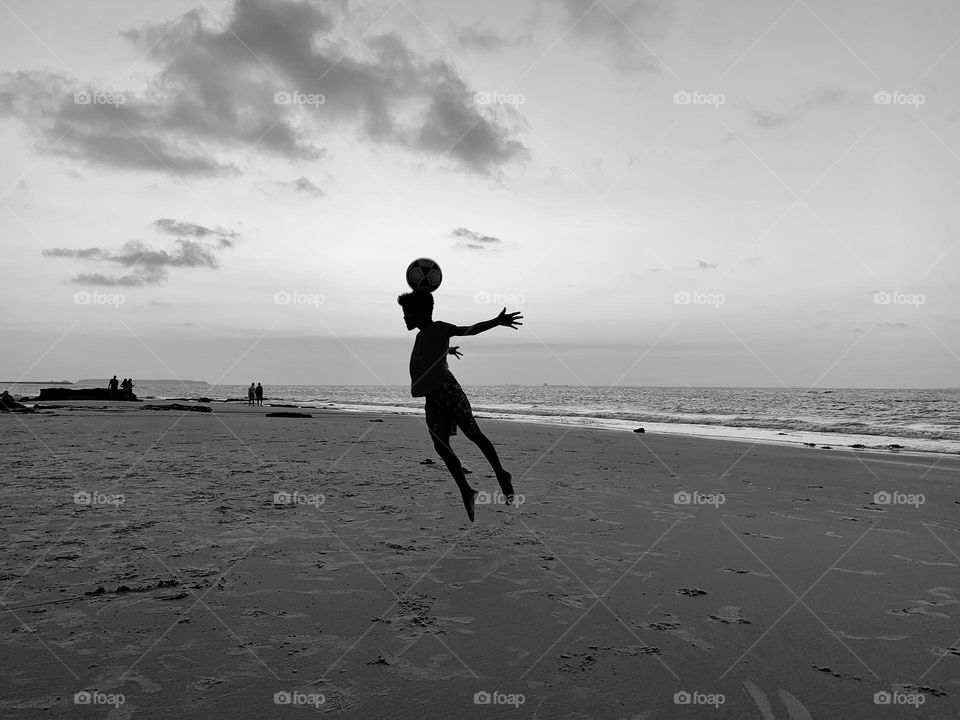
left=406, top=257, right=442, bottom=293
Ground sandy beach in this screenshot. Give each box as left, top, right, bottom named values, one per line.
left=1, top=401, right=959, bottom=718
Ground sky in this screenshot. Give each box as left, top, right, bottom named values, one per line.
left=1, top=0, right=958, bottom=388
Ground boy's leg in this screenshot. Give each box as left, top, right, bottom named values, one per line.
left=431, top=431, right=478, bottom=522
left=461, top=425, right=514, bottom=497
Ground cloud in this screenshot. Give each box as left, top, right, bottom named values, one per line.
left=42, top=221, right=237, bottom=285
left=697, top=259, right=718, bottom=270
left=449, top=226, right=502, bottom=250
left=455, top=25, right=504, bottom=51
left=280, top=176, right=324, bottom=197
left=557, top=0, right=672, bottom=71
left=0, top=0, right=526, bottom=177
left=155, top=218, right=240, bottom=247
left=751, top=88, right=853, bottom=129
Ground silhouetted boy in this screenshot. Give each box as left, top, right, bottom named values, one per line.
left=398, top=291, right=522, bottom=522
left=255, top=383, right=263, bottom=407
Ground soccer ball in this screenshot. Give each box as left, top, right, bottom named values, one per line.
left=406, top=257, right=442, bottom=292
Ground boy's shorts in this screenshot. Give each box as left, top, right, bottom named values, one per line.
left=424, top=378, right=480, bottom=440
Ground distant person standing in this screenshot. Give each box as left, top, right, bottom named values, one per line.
left=108, top=375, right=119, bottom=399
left=123, top=378, right=135, bottom=400
left=255, top=383, right=263, bottom=407
left=248, top=383, right=256, bottom=406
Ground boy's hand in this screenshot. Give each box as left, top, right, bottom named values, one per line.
left=448, top=346, right=463, bottom=359
left=496, top=307, right=523, bottom=329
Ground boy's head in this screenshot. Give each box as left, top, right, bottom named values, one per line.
left=397, top=291, right=433, bottom=330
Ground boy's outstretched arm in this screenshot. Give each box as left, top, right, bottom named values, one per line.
left=453, top=308, right=523, bottom=336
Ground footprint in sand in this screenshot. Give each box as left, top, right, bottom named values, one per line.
left=676, top=588, right=707, bottom=597
left=742, top=532, right=782, bottom=540
left=709, top=606, right=751, bottom=624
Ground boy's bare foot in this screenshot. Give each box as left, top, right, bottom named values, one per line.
left=497, top=471, right=514, bottom=504
left=461, top=489, right=478, bottom=522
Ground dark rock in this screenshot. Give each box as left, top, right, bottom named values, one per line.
left=419, top=458, right=435, bottom=465
left=265, top=412, right=313, bottom=418
left=851, top=443, right=865, bottom=449
left=37, top=388, right=138, bottom=401
left=195, top=397, right=212, bottom=403
left=888, top=444, right=903, bottom=449
left=633, top=427, right=645, bottom=433
left=803, top=442, right=816, bottom=447
left=141, top=404, right=212, bottom=413
left=370, top=418, right=383, bottom=422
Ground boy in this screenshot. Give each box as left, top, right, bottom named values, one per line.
left=398, top=291, right=522, bottom=522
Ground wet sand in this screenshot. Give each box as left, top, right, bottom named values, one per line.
left=1, top=401, right=959, bottom=718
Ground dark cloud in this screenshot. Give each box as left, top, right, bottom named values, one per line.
left=450, top=226, right=502, bottom=250
left=558, top=0, right=672, bottom=71
left=0, top=0, right=526, bottom=177
left=281, top=176, right=324, bottom=197
left=43, top=221, right=237, bottom=285
left=751, top=88, right=852, bottom=129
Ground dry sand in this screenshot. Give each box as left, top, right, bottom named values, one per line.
left=1, top=401, right=959, bottom=718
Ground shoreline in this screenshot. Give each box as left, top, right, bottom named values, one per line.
left=21, top=398, right=960, bottom=461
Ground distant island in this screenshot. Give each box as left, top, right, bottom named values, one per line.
left=74, top=379, right=209, bottom=386
left=1, top=380, right=73, bottom=385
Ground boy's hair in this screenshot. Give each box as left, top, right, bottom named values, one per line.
left=397, top=291, right=433, bottom=315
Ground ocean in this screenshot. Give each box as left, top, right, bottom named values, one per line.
left=8, top=382, right=960, bottom=456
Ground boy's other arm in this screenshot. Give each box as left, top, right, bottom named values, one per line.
left=451, top=308, right=523, bottom=336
